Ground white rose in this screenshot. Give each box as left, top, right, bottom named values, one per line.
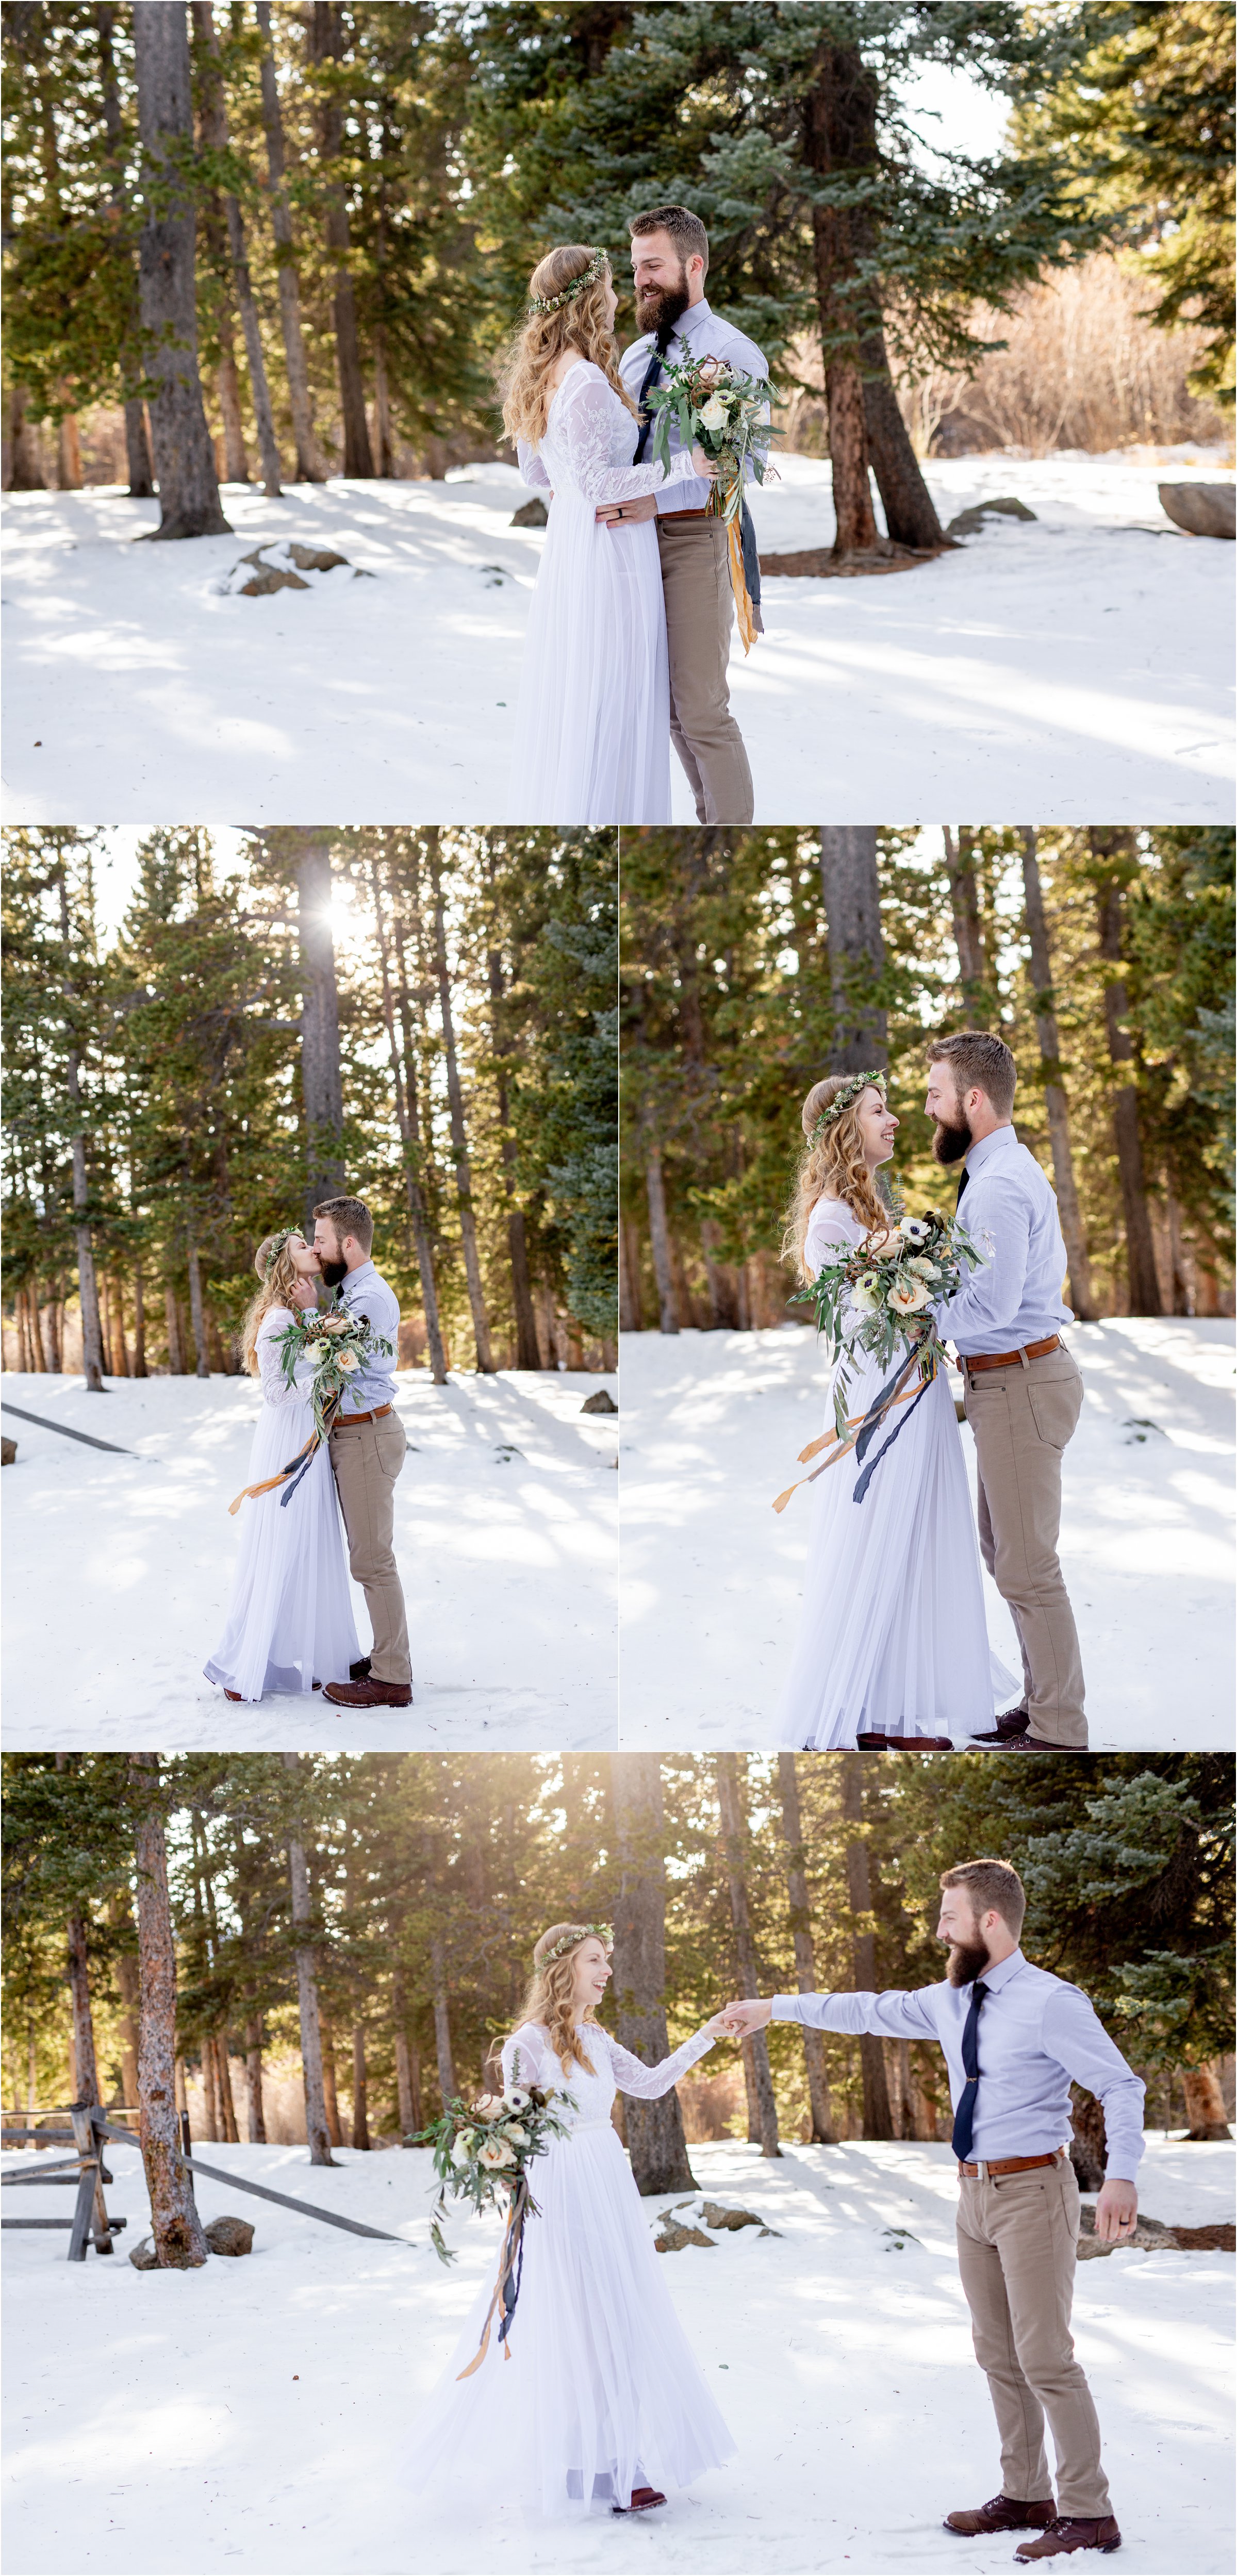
left=451, top=2135, right=475, bottom=2167
left=504, top=2124, right=529, bottom=2148
left=336, top=1348, right=359, bottom=1371
left=304, top=1341, right=327, bottom=1365
left=888, top=1279, right=931, bottom=1314
left=477, top=2138, right=516, bottom=2170
left=908, top=1257, right=939, bottom=1280
left=698, top=394, right=729, bottom=432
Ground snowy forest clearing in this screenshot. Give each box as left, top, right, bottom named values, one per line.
left=1, top=1368, right=617, bottom=1749
left=2, top=2135, right=1230, bottom=2576
left=2, top=453, right=1231, bottom=826
left=619, top=1320, right=1233, bottom=1751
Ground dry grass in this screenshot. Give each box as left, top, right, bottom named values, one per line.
left=780, top=253, right=1227, bottom=460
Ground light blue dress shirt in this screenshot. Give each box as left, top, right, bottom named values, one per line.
left=618, top=295, right=769, bottom=515
left=772, top=1947, right=1145, bottom=2178
left=935, top=1124, right=1075, bottom=1358
left=335, top=1259, right=400, bottom=1414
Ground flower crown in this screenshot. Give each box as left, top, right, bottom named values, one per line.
left=529, top=249, right=607, bottom=316
left=262, top=1226, right=300, bottom=1280
left=809, top=1069, right=886, bottom=1148
left=540, top=1922, right=612, bottom=1967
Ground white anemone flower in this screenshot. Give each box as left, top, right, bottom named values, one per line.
left=502, top=2087, right=531, bottom=2112
left=851, top=1274, right=882, bottom=1312
left=899, top=1217, right=933, bottom=1242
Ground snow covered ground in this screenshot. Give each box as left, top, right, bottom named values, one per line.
left=618, top=1319, right=1234, bottom=1750
left=2, top=2134, right=1230, bottom=2575
left=2, top=451, right=1231, bottom=826
left=0, top=1367, right=616, bottom=1749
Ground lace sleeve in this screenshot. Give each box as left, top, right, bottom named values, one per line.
left=556, top=366, right=698, bottom=503
left=515, top=440, right=551, bottom=491
left=502, top=2026, right=551, bottom=2092
left=256, top=1312, right=315, bottom=1407
left=598, top=2025, right=717, bottom=2099
left=804, top=1201, right=861, bottom=1277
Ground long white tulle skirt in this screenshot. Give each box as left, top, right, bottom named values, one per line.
left=778, top=1346, right=1015, bottom=1748
left=405, top=2122, right=735, bottom=2520
left=509, top=491, right=671, bottom=824
left=204, top=1394, right=361, bottom=1702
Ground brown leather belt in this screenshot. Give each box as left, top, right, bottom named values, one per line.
left=331, top=1403, right=392, bottom=1428
left=958, top=2150, right=1065, bottom=2178
left=963, top=1335, right=1061, bottom=1373
left=657, top=506, right=714, bottom=523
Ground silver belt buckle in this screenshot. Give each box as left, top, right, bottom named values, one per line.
left=974, top=2158, right=989, bottom=2181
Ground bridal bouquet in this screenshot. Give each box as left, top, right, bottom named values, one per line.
left=269, top=1298, right=393, bottom=1449
left=775, top=1210, right=988, bottom=1510
left=414, top=2062, right=576, bottom=2371
left=645, top=353, right=775, bottom=528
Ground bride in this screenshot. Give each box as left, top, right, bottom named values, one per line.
left=204, top=1230, right=360, bottom=1704
left=406, top=1923, right=735, bottom=2521
left=778, top=1072, right=1012, bottom=1751
left=501, top=243, right=714, bottom=825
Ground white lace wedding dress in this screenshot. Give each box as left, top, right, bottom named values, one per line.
left=779, top=1198, right=1015, bottom=1747
left=513, top=359, right=698, bottom=823
left=405, top=2018, right=735, bottom=2521
left=204, top=1309, right=360, bottom=1702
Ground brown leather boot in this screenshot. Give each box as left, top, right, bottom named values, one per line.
left=945, top=2496, right=1056, bottom=2537
left=1014, top=2517, right=1122, bottom=2560
left=321, top=1674, right=413, bottom=1708
left=612, top=2487, right=666, bottom=2515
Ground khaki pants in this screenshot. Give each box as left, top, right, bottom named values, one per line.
left=329, top=1412, right=410, bottom=1685
left=657, top=516, right=754, bottom=824
left=956, top=2158, right=1111, bottom=2519
left=963, top=1347, right=1086, bottom=1746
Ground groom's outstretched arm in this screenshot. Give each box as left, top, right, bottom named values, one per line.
left=723, top=1988, right=938, bottom=2041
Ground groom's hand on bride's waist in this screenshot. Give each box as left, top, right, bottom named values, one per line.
left=718, top=1997, right=772, bottom=2036
left=596, top=493, right=659, bottom=530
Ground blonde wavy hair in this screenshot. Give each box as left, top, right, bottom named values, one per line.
left=499, top=245, right=638, bottom=448
left=241, top=1233, right=311, bottom=1377
left=513, top=1922, right=613, bottom=2077
left=782, top=1078, right=892, bottom=1284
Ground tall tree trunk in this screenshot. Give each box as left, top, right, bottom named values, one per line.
left=131, top=0, right=231, bottom=537
left=110, top=1894, right=141, bottom=2107
left=283, top=1754, right=336, bottom=2164
left=185, top=1221, right=209, bottom=1377
left=941, top=827, right=989, bottom=1024
left=427, top=831, right=494, bottom=1369
left=819, top=828, right=886, bottom=1069
left=643, top=1131, right=678, bottom=1331
left=351, top=2024, right=370, bottom=2149
left=1091, top=831, right=1162, bottom=1315
left=609, top=1754, right=698, bottom=2194
left=1180, top=2062, right=1232, bottom=2141
left=370, top=852, right=448, bottom=1381
left=1019, top=828, right=1095, bottom=1318
left=310, top=1, right=374, bottom=476
left=392, top=1965, right=420, bottom=2133
left=57, top=413, right=83, bottom=489
left=164, top=1284, right=185, bottom=1374
left=319, top=2015, right=344, bottom=2146
left=486, top=918, right=542, bottom=1370
left=200, top=2033, right=220, bottom=2140
left=841, top=1755, right=893, bottom=2138
left=255, top=0, right=328, bottom=481
left=133, top=1263, right=149, bottom=1376
left=620, top=1217, right=644, bottom=1332
left=804, top=44, right=879, bottom=557
left=214, top=2033, right=240, bottom=2141
left=776, top=1755, right=836, bottom=2143
left=859, top=321, right=948, bottom=550
left=66, top=1910, right=101, bottom=2107
left=193, top=3, right=283, bottom=496
left=295, top=833, right=346, bottom=1224
left=129, top=1753, right=209, bottom=2265
left=57, top=869, right=105, bottom=1391
left=430, top=1935, right=457, bottom=2105
left=244, top=2020, right=266, bottom=2142
left=715, top=1756, right=781, bottom=2157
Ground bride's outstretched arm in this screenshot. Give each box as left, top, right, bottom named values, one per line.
left=599, top=2022, right=722, bottom=2100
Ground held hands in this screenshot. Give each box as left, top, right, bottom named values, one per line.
left=1093, top=2177, right=1139, bottom=2243
left=713, top=1997, right=773, bottom=2039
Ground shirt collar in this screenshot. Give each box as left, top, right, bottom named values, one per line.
left=971, top=1946, right=1025, bottom=1995
left=963, top=1124, right=1018, bottom=1178
left=342, top=1259, right=375, bottom=1294
left=677, top=297, right=713, bottom=343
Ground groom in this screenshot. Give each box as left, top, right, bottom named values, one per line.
left=723, top=1858, right=1141, bottom=2560
left=599, top=202, right=766, bottom=828
left=925, top=1033, right=1088, bottom=1751
left=310, top=1195, right=413, bottom=1710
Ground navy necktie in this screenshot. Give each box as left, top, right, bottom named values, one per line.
left=632, top=346, right=665, bottom=464
left=951, top=1979, right=989, bottom=2162
left=955, top=1163, right=969, bottom=1206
